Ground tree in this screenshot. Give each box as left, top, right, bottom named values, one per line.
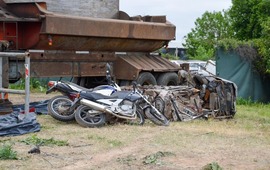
left=229, top=0, right=270, bottom=40
left=183, top=10, right=233, bottom=60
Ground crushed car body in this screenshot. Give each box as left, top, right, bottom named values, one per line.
left=122, top=72, right=237, bottom=122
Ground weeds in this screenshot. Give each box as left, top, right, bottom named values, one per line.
left=0, top=143, right=18, bottom=160
left=20, top=134, right=68, bottom=146
left=9, top=78, right=47, bottom=92
left=202, top=162, right=223, bottom=170
left=107, top=139, right=122, bottom=147
left=143, top=151, right=175, bottom=165
left=117, top=155, right=137, bottom=166
left=237, top=97, right=254, bottom=105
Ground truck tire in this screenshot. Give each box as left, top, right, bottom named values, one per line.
left=136, top=72, right=157, bottom=86
left=157, top=72, right=179, bottom=86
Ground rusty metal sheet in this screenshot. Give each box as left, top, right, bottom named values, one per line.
left=29, top=51, right=117, bottom=62
left=42, top=14, right=175, bottom=40
left=0, top=0, right=47, bottom=18
left=0, top=1, right=176, bottom=52
left=30, top=62, right=108, bottom=77
left=114, top=54, right=180, bottom=80
left=10, top=51, right=117, bottom=78
left=33, top=35, right=169, bottom=52
left=32, top=14, right=175, bottom=52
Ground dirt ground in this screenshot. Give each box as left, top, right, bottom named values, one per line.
left=1, top=93, right=270, bottom=170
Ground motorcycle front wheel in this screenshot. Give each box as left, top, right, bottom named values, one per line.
left=75, top=105, right=106, bottom=128
left=145, top=107, right=169, bottom=126
left=126, top=110, right=145, bottom=125
left=48, top=95, right=75, bottom=121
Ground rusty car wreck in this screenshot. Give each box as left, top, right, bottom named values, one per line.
left=122, top=72, right=237, bottom=122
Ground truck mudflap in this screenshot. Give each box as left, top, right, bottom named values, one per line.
left=114, top=54, right=180, bottom=81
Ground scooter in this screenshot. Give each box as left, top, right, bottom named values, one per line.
left=71, top=82, right=169, bottom=127
left=46, top=63, right=121, bottom=122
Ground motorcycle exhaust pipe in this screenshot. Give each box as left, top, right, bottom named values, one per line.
left=80, top=98, right=137, bottom=120
left=80, top=98, right=113, bottom=114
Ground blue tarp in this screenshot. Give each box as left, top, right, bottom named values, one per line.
left=0, top=112, right=41, bottom=136
left=0, top=100, right=49, bottom=136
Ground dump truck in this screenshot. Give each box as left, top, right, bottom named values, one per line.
left=0, top=0, right=181, bottom=90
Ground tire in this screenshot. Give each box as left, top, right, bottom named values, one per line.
left=153, top=97, right=165, bottom=114
left=144, top=107, right=169, bottom=126
left=157, top=72, right=179, bottom=86
left=126, top=110, right=145, bottom=125
left=193, top=74, right=208, bottom=85
left=136, top=72, right=157, bottom=86
left=75, top=105, right=106, bottom=128
left=48, top=95, right=75, bottom=121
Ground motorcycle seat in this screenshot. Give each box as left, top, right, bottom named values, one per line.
left=80, top=91, right=130, bottom=101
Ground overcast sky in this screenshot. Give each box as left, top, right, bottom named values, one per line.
left=120, top=0, right=232, bottom=47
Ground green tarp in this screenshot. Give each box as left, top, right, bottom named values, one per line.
left=216, top=49, right=270, bottom=102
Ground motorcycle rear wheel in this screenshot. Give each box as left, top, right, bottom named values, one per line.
left=48, top=95, right=74, bottom=121
left=145, top=107, right=169, bottom=126
left=75, top=105, right=106, bottom=128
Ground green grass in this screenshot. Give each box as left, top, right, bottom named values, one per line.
left=235, top=104, right=270, bottom=133
left=0, top=143, right=17, bottom=160
left=88, top=134, right=123, bottom=148
left=20, top=134, right=69, bottom=146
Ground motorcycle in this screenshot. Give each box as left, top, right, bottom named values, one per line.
left=71, top=82, right=169, bottom=127
left=46, top=64, right=121, bottom=122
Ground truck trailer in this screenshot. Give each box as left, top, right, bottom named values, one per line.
left=0, top=0, right=181, bottom=89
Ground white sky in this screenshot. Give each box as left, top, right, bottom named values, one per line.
left=120, top=0, right=232, bottom=47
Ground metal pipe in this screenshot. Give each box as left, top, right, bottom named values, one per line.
left=0, top=52, right=30, bottom=115
left=0, top=88, right=25, bottom=94
left=25, top=55, right=30, bottom=114
left=0, top=52, right=28, bottom=58
left=0, top=57, right=3, bottom=99
left=80, top=98, right=137, bottom=120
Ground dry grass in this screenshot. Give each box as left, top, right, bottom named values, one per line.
left=1, top=93, right=270, bottom=170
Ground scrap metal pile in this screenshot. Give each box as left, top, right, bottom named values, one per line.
left=122, top=73, right=237, bottom=122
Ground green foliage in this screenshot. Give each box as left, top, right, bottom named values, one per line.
left=218, top=38, right=251, bottom=51
left=20, top=134, right=68, bottom=146
left=160, top=52, right=178, bottom=60
left=183, top=10, right=233, bottom=60
left=229, top=0, right=270, bottom=40
left=9, top=78, right=47, bottom=92
left=227, top=0, right=270, bottom=75
left=190, top=45, right=214, bottom=61
left=184, top=0, right=270, bottom=75
left=0, top=143, right=18, bottom=160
